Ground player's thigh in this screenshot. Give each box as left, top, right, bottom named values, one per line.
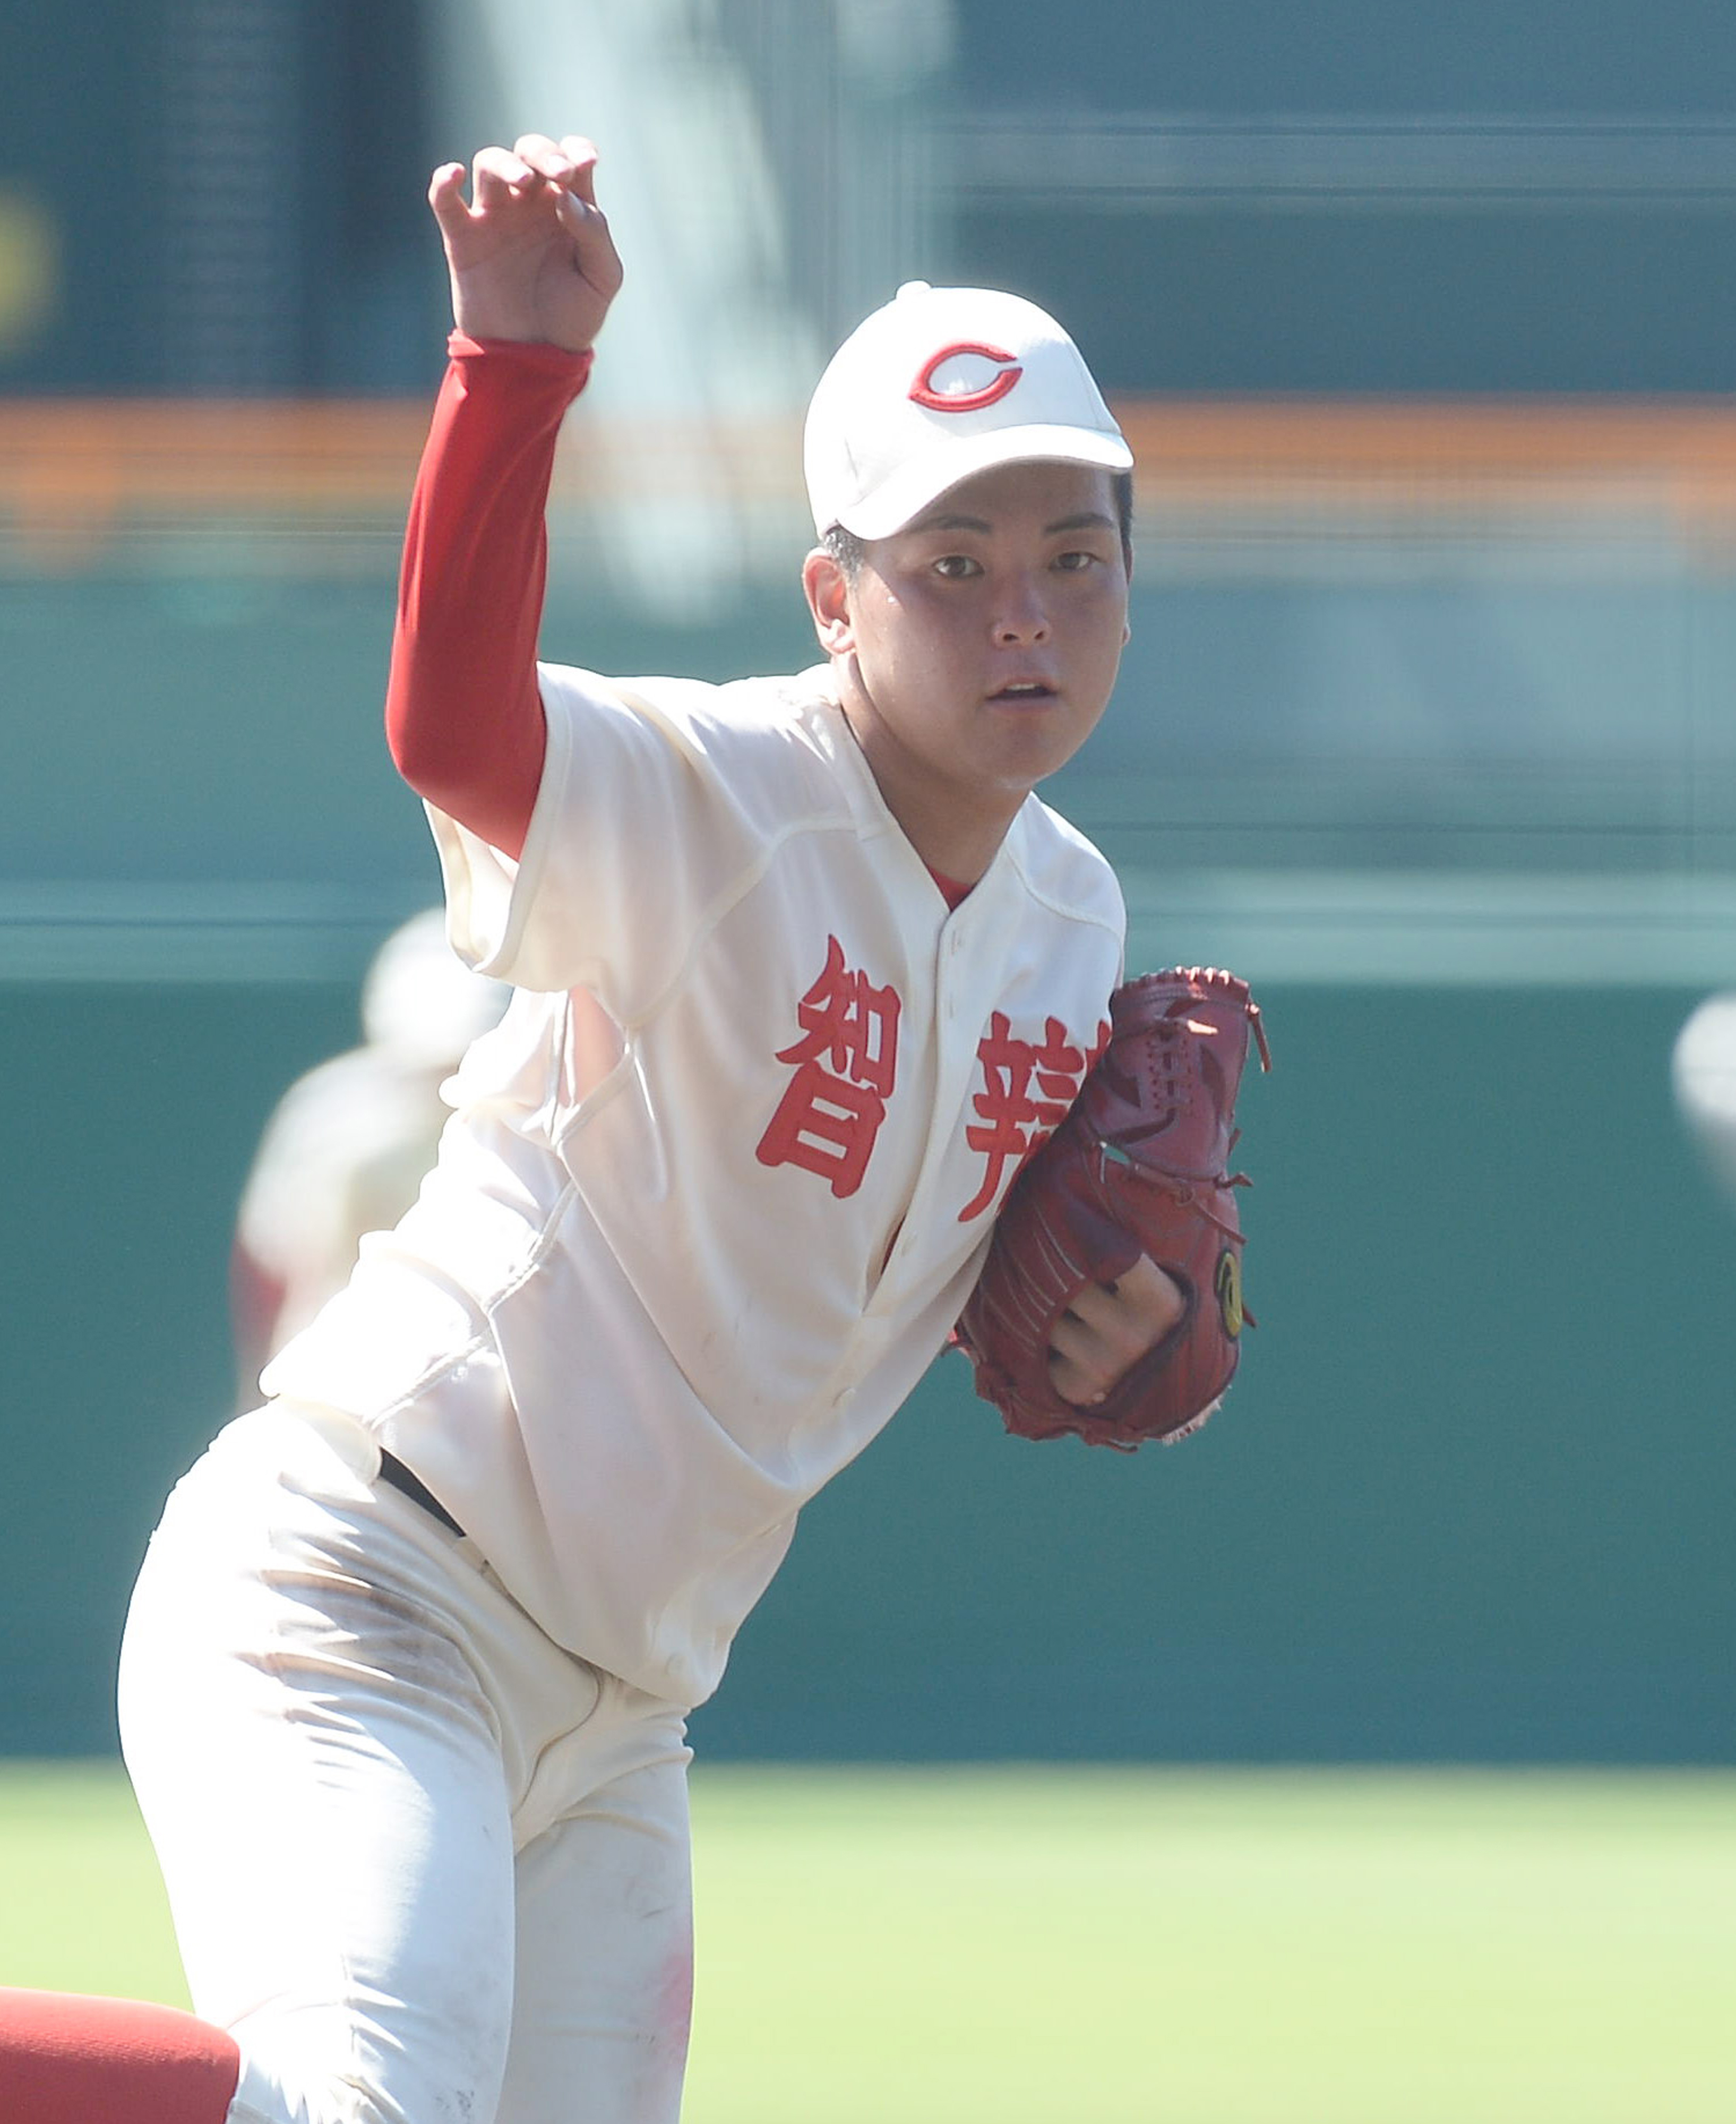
left=118, top=1417, right=538, bottom=2124
left=500, top=1749, right=694, bottom=2124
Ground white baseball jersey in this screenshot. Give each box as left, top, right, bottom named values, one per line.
left=263, top=661, right=1124, bottom=1705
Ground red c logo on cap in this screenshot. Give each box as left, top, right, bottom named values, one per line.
left=909, top=342, right=1024, bottom=413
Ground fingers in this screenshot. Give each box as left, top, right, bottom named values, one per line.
left=559, top=136, right=601, bottom=206
left=522, top=133, right=608, bottom=249
left=553, top=186, right=624, bottom=297
left=427, top=160, right=469, bottom=237
left=513, top=132, right=598, bottom=189
left=431, top=138, right=613, bottom=255
left=1046, top=1297, right=1138, bottom=1406
left=1047, top=1257, right=1187, bottom=1407
left=1103, top=1254, right=1188, bottom=1338
left=511, top=132, right=604, bottom=217
left=472, top=143, right=540, bottom=211
left=433, top=140, right=589, bottom=219
left=549, top=152, right=624, bottom=299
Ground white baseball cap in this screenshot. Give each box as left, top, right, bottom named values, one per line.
left=804, top=281, right=1133, bottom=541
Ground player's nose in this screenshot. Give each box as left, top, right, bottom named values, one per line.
left=991, top=573, right=1051, bottom=645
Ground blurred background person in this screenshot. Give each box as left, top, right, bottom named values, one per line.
left=230, top=909, right=508, bottom=1401
left=1672, top=991, right=1736, bottom=1209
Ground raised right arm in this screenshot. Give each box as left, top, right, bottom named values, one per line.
left=385, top=136, right=623, bottom=861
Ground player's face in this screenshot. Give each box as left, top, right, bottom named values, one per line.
left=805, top=459, right=1131, bottom=877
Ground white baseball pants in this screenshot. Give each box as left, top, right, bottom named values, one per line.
left=117, top=1403, right=694, bottom=2124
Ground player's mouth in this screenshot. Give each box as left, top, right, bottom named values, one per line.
left=987, top=680, right=1059, bottom=706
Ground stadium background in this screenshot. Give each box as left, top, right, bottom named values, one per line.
left=2, top=0, right=1734, bottom=1774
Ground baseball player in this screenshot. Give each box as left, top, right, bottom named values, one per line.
left=0, top=133, right=1185, bottom=2124
left=230, top=907, right=508, bottom=1399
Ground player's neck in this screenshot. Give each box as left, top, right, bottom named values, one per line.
left=836, top=690, right=1026, bottom=884
left=871, top=764, right=1021, bottom=884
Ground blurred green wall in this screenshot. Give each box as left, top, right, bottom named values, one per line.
left=6, top=0, right=1735, bottom=1767
left=4, top=560, right=1735, bottom=1762
left=3, top=978, right=1731, bottom=1763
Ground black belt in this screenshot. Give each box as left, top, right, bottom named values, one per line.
left=377, top=1450, right=467, bottom=1538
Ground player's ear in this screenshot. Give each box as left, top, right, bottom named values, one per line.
left=802, top=548, right=856, bottom=657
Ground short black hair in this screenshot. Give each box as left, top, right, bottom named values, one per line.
left=822, top=469, right=1134, bottom=581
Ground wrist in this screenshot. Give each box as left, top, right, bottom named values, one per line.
left=448, top=331, right=595, bottom=379
left=448, top=284, right=600, bottom=359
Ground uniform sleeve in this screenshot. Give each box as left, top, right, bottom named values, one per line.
left=429, top=670, right=785, bottom=1020
left=386, top=333, right=594, bottom=860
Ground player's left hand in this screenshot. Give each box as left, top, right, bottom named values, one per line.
left=1045, top=1254, right=1185, bottom=1406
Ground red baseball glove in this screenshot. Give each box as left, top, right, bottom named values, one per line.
left=956, top=967, right=1269, bottom=1450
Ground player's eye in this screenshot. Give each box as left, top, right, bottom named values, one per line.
left=931, top=553, right=983, bottom=579
left=1054, top=549, right=1099, bottom=572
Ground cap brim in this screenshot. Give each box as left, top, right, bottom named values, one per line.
left=826, top=423, right=1135, bottom=540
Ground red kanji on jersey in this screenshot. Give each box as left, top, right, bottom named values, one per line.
left=958, top=1012, right=1110, bottom=1221
left=756, top=936, right=903, bottom=1198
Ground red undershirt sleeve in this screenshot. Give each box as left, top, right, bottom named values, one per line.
left=385, top=332, right=595, bottom=862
